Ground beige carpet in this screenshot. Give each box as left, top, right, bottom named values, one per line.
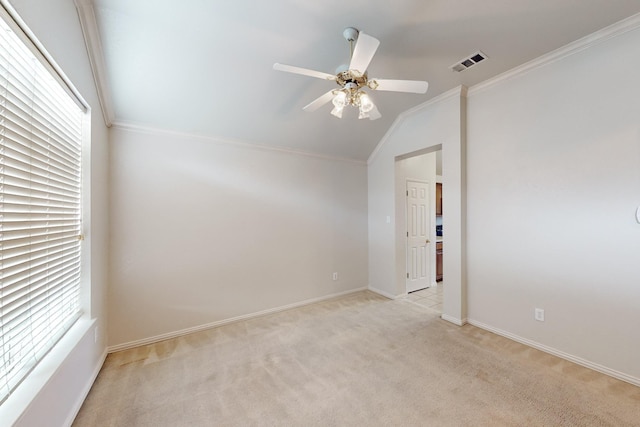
left=73, top=291, right=640, bottom=426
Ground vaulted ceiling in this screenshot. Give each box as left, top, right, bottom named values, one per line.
left=83, top=0, right=640, bottom=161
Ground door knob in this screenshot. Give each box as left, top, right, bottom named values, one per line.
left=426, top=239, right=430, bottom=244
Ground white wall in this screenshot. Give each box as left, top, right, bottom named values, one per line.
left=108, top=126, right=368, bottom=348
left=367, top=17, right=640, bottom=385
left=2, top=0, right=110, bottom=425
left=466, top=23, right=640, bottom=382
left=367, top=87, right=466, bottom=323
left=395, top=152, right=438, bottom=288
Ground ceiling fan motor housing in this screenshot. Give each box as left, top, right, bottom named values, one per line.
left=336, top=70, right=367, bottom=89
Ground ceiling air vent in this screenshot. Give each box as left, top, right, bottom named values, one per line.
left=450, top=51, right=488, bottom=72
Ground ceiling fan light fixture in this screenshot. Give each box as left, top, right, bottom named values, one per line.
left=330, top=90, right=348, bottom=119
left=329, top=89, right=376, bottom=119
left=332, top=90, right=347, bottom=108
left=358, top=92, right=374, bottom=113
left=357, top=91, right=374, bottom=120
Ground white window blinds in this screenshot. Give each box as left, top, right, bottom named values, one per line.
left=0, top=14, right=83, bottom=404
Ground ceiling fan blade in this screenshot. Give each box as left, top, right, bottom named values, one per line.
left=273, top=63, right=336, bottom=81
left=349, top=32, right=380, bottom=75
left=368, top=105, right=381, bottom=121
left=303, top=90, right=335, bottom=112
left=371, top=79, right=429, bottom=94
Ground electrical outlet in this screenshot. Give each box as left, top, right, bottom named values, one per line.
left=534, top=308, right=545, bottom=322
left=94, top=326, right=99, bottom=343
left=332, top=272, right=338, bottom=281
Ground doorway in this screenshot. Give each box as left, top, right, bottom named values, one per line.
left=397, top=149, right=444, bottom=313
left=394, top=150, right=438, bottom=297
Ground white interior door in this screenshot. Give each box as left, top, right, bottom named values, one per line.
left=406, top=180, right=431, bottom=293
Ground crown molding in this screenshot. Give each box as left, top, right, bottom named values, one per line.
left=469, top=12, right=640, bottom=97
left=367, top=86, right=465, bottom=165
left=111, top=121, right=367, bottom=165
left=74, top=0, right=114, bottom=126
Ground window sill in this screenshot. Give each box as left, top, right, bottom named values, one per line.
left=0, top=317, right=96, bottom=427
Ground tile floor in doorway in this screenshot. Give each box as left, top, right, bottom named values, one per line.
left=405, top=283, right=443, bottom=312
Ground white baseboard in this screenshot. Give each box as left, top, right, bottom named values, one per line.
left=467, top=319, right=640, bottom=388
left=107, top=287, right=367, bottom=353
left=441, top=314, right=467, bottom=326
left=367, top=286, right=401, bottom=300
left=64, top=348, right=107, bottom=426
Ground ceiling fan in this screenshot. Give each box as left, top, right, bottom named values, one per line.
left=273, top=27, right=428, bottom=120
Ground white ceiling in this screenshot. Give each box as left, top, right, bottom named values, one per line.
left=89, top=0, right=640, bottom=161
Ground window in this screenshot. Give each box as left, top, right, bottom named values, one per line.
left=0, top=11, right=85, bottom=404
